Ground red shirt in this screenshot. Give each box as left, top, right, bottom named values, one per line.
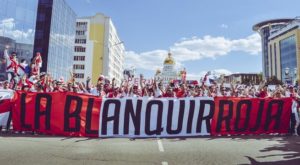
left=107, top=92, right=114, bottom=98
left=176, top=89, right=185, bottom=98
left=162, top=92, right=175, bottom=98
left=53, top=87, right=64, bottom=92
left=259, top=91, right=268, bottom=98
left=7, top=57, right=18, bottom=73
left=30, top=64, right=38, bottom=76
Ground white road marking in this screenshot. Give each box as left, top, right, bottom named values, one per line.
left=157, top=139, right=167, bottom=165
left=157, top=139, right=164, bottom=152
left=161, top=161, right=168, bottom=165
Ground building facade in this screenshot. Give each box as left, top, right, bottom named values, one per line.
left=266, top=19, right=300, bottom=84
left=34, top=0, right=76, bottom=79
left=73, top=13, right=125, bottom=85
left=253, top=19, right=292, bottom=80
left=0, top=0, right=76, bottom=81
left=223, top=73, right=262, bottom=85
left=0, top=0, right=38, bottom=80
left=159, top=52, right=178, bottom=84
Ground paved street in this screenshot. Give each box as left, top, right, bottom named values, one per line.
left=0, top=134, right=299, bottom=165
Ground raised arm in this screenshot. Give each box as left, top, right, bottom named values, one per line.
left=4, top=46, right=9, bottom=60
left=112, top=77, right=115, bottom=90
left=86, top=76, right=91, bottom=93
left=139, top=74, right=144, bottom=89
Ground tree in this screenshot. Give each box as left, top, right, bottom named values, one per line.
left=266, top=76, right=283, bottom=85
left=257, top=72, right=263, bottom=82
left=241, top=78, right=252, bottom=86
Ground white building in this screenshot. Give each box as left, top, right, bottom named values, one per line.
left=74, top=13, right=125, bottom=85
left=160, top=52, right=178, bottom=84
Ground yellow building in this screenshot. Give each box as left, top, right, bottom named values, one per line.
left=253, top=18, right=292, bottom=80
left=74, top=13, right=125, bottom=85
left=267, top=20, right=300, bottom=84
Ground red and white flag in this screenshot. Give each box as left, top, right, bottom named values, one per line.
left=0, top=89, right=14, bottom=113
left=0, top=89, right=14, bottom=127
left=202, top=71, right=211, bottom=86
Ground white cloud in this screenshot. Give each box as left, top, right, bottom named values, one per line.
left=0, top=18, right=34, bottom=44
left=231, top=34, right=262, bottom=55
left=213, top=69, right=233, bottom=75
left=220, top=24, right=229, bottom=29
left=125, top=33, right=261, bottom=71
left=0, top=18, right=14, bottom=29
left=186, top=73, right=203, bottom=80
left=171, top=35, right=233, bottom=61
left=187, top=69, right=233, bottom=80
left=125, top=50, right=168, bottom=71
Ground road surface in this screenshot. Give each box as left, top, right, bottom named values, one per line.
left=0, top=134, right=300, bottom=165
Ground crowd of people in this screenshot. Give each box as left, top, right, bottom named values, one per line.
left=1, top=47, right=300, bottom=135
left=1, top=46, right=300, bottom=101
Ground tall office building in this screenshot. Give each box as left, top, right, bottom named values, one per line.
left=34, top=0, right=76, bottom=79
left=253, top=19, right=292, bottom=80
left=74, top=13, right=125, bottom=85
left=0, top=0, right=38, bottom=80
left=0, top=0, right=76, bottom=80
left=266, top=19, right=300, bottom=84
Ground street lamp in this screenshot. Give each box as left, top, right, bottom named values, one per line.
left=284, top=67, right=290, bottom=84
left=294, top=67, right=298, bottom=85
left=285, top=67, right=290, bottom=76
left=284, top=67, right=298, bottom=85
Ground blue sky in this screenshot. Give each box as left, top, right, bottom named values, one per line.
left=66, top=0, right=300, bottom=79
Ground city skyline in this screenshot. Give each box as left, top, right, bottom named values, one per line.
left=66, top=0, right=300, bottom=80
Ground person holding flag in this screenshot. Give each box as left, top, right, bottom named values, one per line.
left=33, top=52, right=42, bottom=75
left=18, top=59, right=30, bottom=77
left=4, top=46, right=19, bottom=88
left=202, top=71, right=211, bottom=86
left=180, top=68, right=187, bottom=83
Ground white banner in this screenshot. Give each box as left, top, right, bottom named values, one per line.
left=0, top=89, right=14, bottom=127
left=99, top=97, right=214, bottom=137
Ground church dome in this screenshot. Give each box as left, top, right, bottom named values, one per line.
left=164, top=52, right=175, bottom=65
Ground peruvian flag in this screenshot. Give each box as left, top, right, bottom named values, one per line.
left=181, top=68, right=187, bottom=83
left=202, top=71, right=211, bottom=86
left=0, top=90, right=14, bottom=113
left=0, top=90, right=14, bottom=128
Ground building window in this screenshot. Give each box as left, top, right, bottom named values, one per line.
left=74, top=73, right=84, bottom=79
left=37, top=13, right=46, bottom=21
left=74, top=46, right=86, bottom=52
left=76, top=22, right=87, bottom=28
left=74, top=56, right=85, bottom=61
left=73, top=64, right=85, bottom=70
left=280, top=35, right=297, bottom=81
left=76, top=30, right=85, bottom=35
left=35, top=30, right=44, bottom=39
left=40, top=0, right=52, bottom=4
left=75, top=39, right=86, bottom=44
